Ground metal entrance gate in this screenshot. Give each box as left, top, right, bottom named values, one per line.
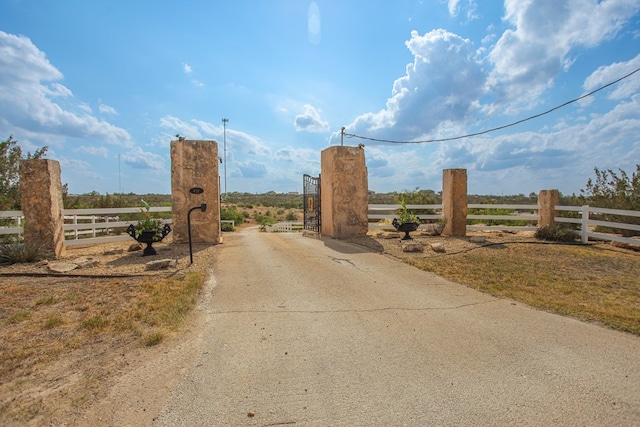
left=303, top=174, right=321, bottom=232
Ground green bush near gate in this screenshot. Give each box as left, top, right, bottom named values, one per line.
left=220, top=205, right=244, bottom=231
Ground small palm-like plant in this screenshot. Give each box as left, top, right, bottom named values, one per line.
left=133, top=200, right=163, bottom=238
left=392, top=199, right=420, bottom=240
left=0, top=240, right=45, bottom=266
left=395, top=198, right=419, bottom=225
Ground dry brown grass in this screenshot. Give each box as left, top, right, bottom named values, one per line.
left=349, top=232, right=640, bottom=336
left=0, top=271, right=204, bottom=424
left=413, top=242, right=640, bottom=335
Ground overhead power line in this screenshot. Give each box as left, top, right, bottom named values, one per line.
left=344, top=67, right=640, bottom=144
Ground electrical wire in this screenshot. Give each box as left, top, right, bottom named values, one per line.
left=344, top=67, right=640, bottom=144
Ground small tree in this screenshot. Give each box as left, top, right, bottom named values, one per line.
left=395, top=188, right=436, bottom=217
left=0, top=135, right=48, bottom=210
left=577, top=165, right=640, bottom=236
left=578, top=165, right=640, bottom=211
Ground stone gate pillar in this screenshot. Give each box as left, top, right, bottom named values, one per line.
left=320, top=146, right=368, bottom=238
left=442, top=168, right=467, bottom=237
left=19, top=159, right=66, bottom=258
left=170, top=140, right=221, bottom=244
left=538, top=189, right=559, bottom=228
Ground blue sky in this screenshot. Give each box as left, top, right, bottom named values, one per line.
left=1, top=0, right=639, bottom=196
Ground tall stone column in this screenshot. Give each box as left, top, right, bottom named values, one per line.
left=320, top=146, right=368, bottom=238
left=171, top=140, right=221, bottom=244
left=19, top=159, right=66, bottom=258
left=442, top=168, right=467, bottom=237
left=538, top=189, right=559, bottom=228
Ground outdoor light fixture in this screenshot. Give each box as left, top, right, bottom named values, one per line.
left=187, top=188, right=207, bottom=264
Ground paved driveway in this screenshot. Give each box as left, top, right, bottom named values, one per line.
left=106, top=229, right=640, bottom=425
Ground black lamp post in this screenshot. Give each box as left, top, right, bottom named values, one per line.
left=188, top=202, right=207, bottom=264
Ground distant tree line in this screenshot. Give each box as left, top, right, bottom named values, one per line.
left=0, top=135, right=638, bottom=220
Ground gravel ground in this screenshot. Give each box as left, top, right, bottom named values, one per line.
left=1, top=235, right=219, bottom=278
left=343, top=228, right=540, bottom=259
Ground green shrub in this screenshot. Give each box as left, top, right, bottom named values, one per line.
left=0, top=242, right=45, bottom=266
left=535, top=224, right=579, bottom=242
left=285, top=211, right=298, bottom=221
left=221, top=222, right=234, bottom=232
left=220, top=205, right=244, bottom=229
left=255, top=215, right=277, bottom=230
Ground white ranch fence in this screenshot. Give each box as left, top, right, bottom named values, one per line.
left=2, top=204, right=639, bottom=247
left=0, top=206, right=172, bottom=246
left=368, top=203, right=539, bottom=232
left=264, top=221, right=304, bottom=232
left=368, top=203, right=640, bottom=246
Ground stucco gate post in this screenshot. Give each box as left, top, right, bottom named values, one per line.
left=170, top=140, right=222, bottom=244
left=442, top=168, right=468, bottom=237
left=537, top=189, right=559, bottom=228
left=320, top=146, right=369, bottom=238
left=19, top=159, right=66, bottom=258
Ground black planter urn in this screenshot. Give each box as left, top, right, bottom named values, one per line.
left=392, top=219, right=419, bottom=240
left=126, top=224, right=172, bottom=256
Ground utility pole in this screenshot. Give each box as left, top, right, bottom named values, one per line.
left=222, top=118, right=229, bottom=196
left=341, top=126, right=345, bottom=146
left=118, top=154, right=122, bottom=194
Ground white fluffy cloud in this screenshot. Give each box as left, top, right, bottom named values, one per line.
left=332, top=29, right=484, bottom=144
left=236, top=160, right=268, bottom=178
left=0, top=31, right=132, bottom=146
left=121, top=146, right=165, bottom=170
left=294, top=104, right=330, bottom=132
left=334, top=0, right=640, bottom=147
left=488, top=0, right=640, bottom=112
left=99, top=103, right=118, bottom=115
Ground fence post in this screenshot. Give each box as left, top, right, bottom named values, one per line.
left=537, top=189, right=559, bottom=228
left=581, top=205, right=589, bottom=244
left=442, top=169, right=467, bottom=236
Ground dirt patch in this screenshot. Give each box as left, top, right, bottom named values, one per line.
left=0, top=236, right=219, bottom=426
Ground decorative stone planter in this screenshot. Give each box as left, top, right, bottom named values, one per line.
left=126, top=224, right=172, bottom=256
left=392, top=219, right=419, bottom=240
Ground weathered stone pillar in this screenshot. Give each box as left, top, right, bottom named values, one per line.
left=538, top=189, right=559, bottom=228
left=170, top=140, right=221, bottom=244
left=442, top=168, right=467, bottom=237
left=320, top=146, right=368, bottom=238
left=19, top=159, right=66, bottom=258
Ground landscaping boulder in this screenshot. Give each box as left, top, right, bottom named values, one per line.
left=430, top=242, right=446, bottom=253
left=103, top=248, right=124, bottom=255
left=72, top=256, right=101, bottom=269
left=401, top=240, right=424, bottom=252
left=420, top=223, right=443, bottom=236
left=128, top=243, right=143, bottom=252
left=469, top=236, right=487, bottom=244
left=48, top=262, right=79, bottom=273
left=377, top=232, right=401, bottom=239
left=145, top=258, right=178, bottom=271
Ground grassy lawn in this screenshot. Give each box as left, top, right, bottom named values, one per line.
left=407, top=242, right=640, bottom=335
